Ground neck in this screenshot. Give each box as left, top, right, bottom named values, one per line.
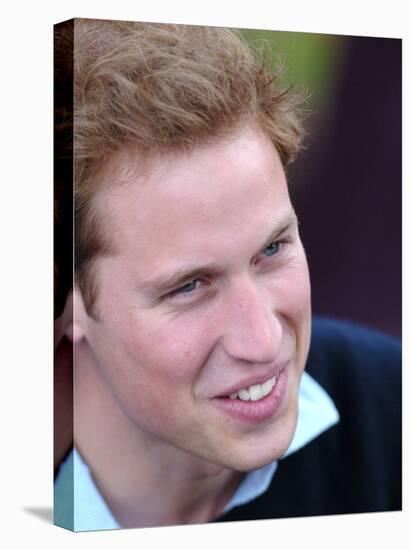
left=73, top=340, right=244, bottom=528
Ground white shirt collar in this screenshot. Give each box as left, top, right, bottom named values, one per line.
left=54, top=371, right=339, bottom=531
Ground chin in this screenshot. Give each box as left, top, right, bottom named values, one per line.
left=235, top=445, right=289, bottom=472
left=235, top=415, right=299, bottom=472
left=225, top=452, right=279, bottom=473
left=222, top=430, right=297, bottom=473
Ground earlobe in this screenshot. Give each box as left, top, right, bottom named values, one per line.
left=64, top=320, right=85, bottom=344
left=62, top=288, right=87, bottom=344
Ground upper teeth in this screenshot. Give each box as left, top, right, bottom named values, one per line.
left=229, top=376, right=277, bottom=402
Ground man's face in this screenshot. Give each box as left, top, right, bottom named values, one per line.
left=78, top=124, right=311, bottom=472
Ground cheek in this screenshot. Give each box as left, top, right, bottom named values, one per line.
left=273, top=256, right=311, bottom=317
left=268, top=255, right=312, bottom=366
left=293, top=261, right=311, bottom=314
left=121, top=312, right=216, bottom=385
left=112, top=316, right=218, bottom=429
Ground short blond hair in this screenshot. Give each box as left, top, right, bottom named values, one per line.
left=54, top=18, right=307, bottom=317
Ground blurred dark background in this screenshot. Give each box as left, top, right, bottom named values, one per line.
left=241, top=29, right=402, bottom=338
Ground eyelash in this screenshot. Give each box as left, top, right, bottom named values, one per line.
left=262, top=240, right=281, bottom=258
left=164, top=239, right=286, bottom=302
left=170, top=280, right=201, bottom=297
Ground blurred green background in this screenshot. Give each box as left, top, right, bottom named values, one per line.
left=239, top=28, right=344, bottom=110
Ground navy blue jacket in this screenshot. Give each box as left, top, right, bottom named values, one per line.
left=215, top=317, right=402, bottom=522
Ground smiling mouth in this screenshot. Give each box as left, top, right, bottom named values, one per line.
left=213, top=368, right=288, bottom=424
left=227, top=375, right=277, bottom=402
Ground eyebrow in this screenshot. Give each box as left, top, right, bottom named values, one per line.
left=139, top=211, right=298, bottom=295
left=260, top=212, right=298, bottom=250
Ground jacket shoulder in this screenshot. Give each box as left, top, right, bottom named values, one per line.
left=307, top=316, right=401, bottom=405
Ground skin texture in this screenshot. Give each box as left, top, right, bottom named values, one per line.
left=69, top=124, right=312, bottom=526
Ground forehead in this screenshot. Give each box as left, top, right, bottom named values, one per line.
left=95, top=126, right=292, bottom=277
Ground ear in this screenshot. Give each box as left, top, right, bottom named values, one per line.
left=62, top=288, right=89, bottom=344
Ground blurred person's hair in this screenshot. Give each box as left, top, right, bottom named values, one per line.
left=55, top=18, right=307, bottom=318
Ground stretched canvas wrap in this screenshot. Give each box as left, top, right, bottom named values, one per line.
left=53, top=17, right=401, bottom=532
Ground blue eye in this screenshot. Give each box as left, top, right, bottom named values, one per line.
left=263, top=241, right=280, bottom=257
left=174, top=280, right=199, bottom=295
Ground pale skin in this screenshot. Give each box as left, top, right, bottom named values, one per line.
left=65, top=124, right=312, bottom=528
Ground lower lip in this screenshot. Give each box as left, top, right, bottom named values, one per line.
left=212, top=367, right=289, bottom=424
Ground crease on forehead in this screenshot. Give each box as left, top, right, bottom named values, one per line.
left=89, top=123, right=285, bottom=255
left=93, top=119, right=270, bottom=192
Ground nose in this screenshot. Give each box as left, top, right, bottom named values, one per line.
left=220, top=278, right=282, bottom=365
